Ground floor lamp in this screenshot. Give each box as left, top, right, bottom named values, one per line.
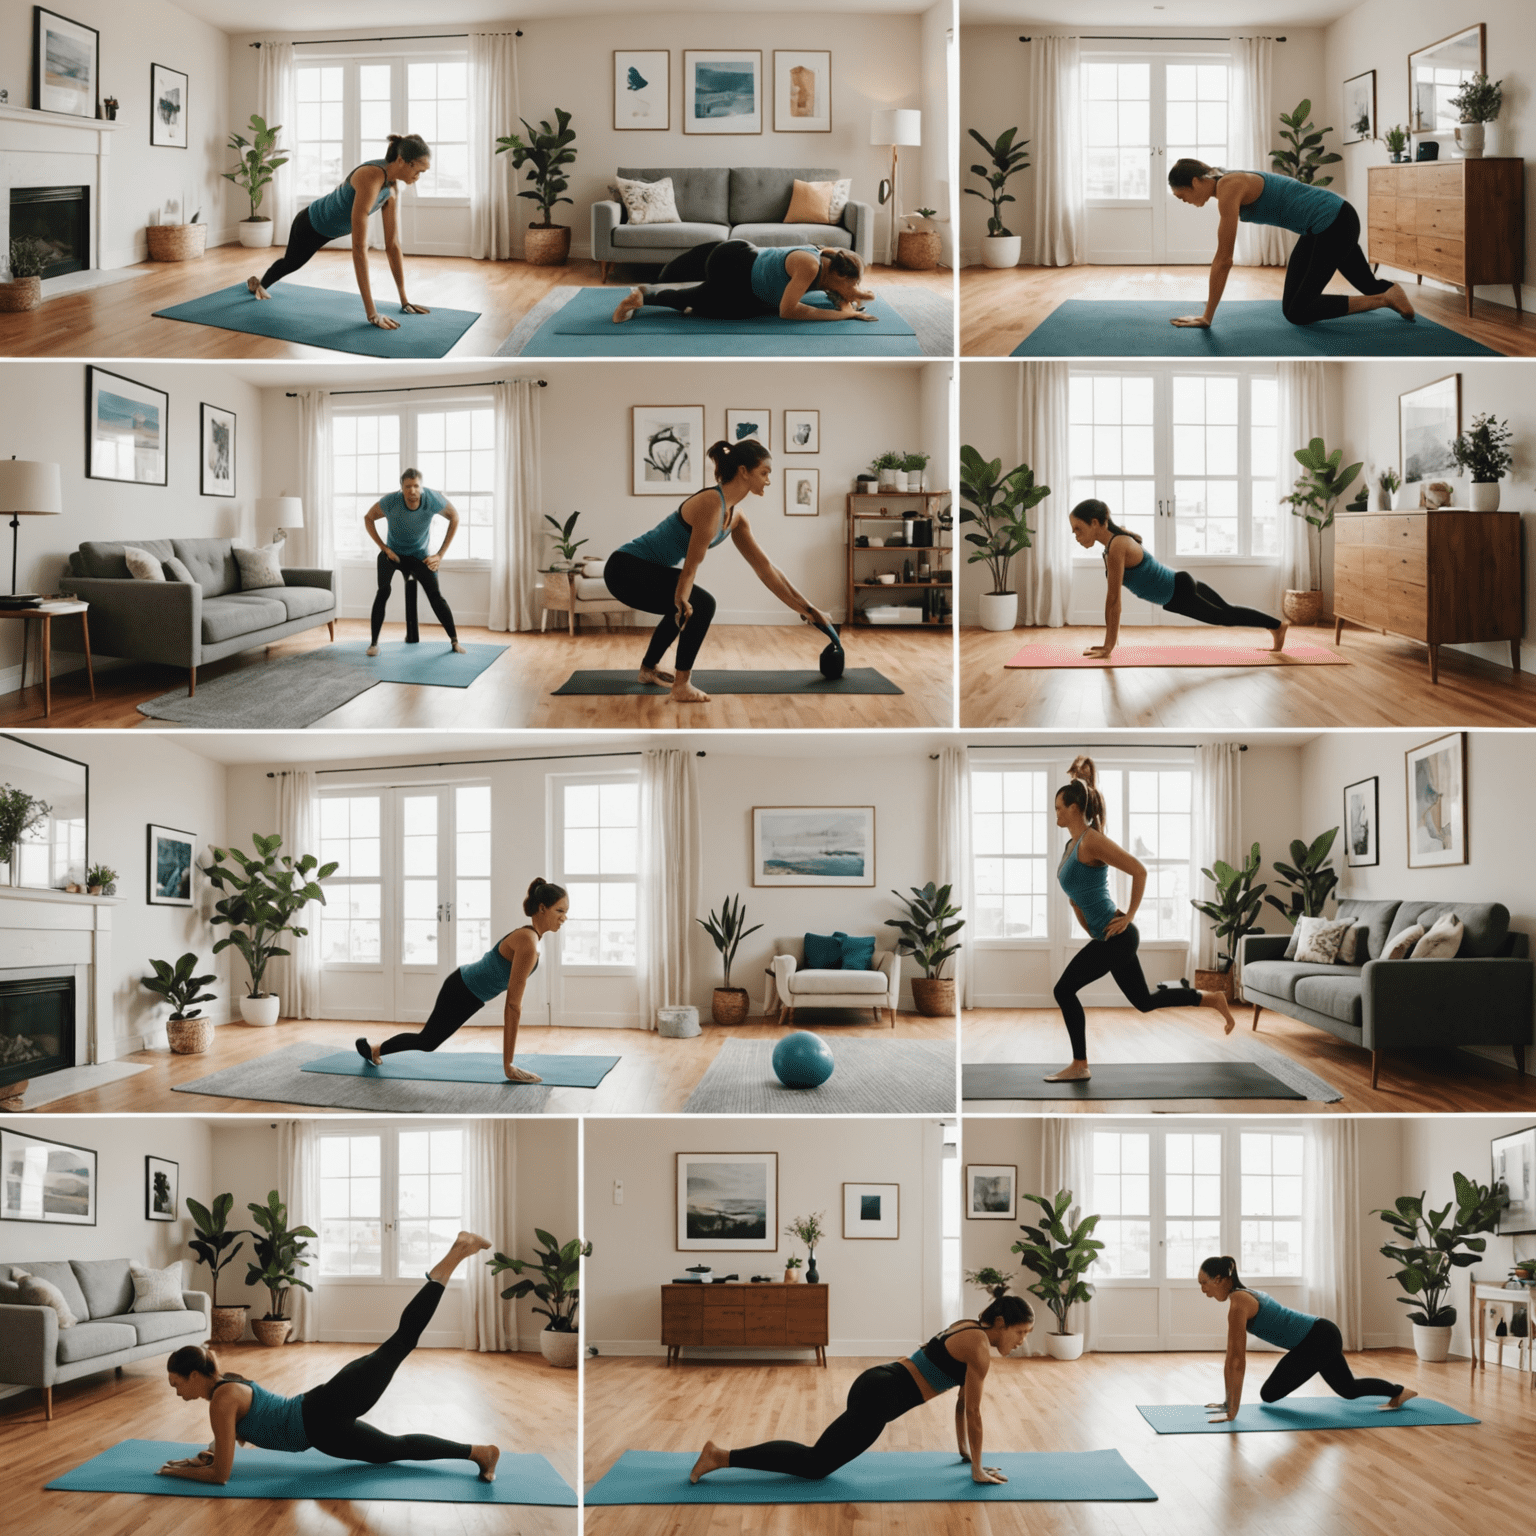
left=0, top=457, right=62, bottom=602
left=869, top=108, right=921, bottom=266
left=257, top=494, right=306, bottom=561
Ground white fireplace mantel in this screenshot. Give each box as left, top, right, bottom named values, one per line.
left=0, top=103, right=118, bottom=274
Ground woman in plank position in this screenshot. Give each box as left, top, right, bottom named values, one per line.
left=161, top=1231, right=500, bottom=1484
left=689, top=1295, right=1034, bottom=1484
left=355, top=878, right=567, bottom=1084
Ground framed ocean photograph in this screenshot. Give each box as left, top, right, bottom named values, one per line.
left=147, top=823, right=195, bottom=906
left=684, top=50, right=762, bottom=135
left=774, top=50, right=832, bottom=133
left=843, top=1182, right=899, bottom=1240
left=1343, top=775, right=1379, bottom=867
left=1342, top=69, right=1375, bottom=145
left=752, top=805, right=875, bottom=887
left=784, top=409, right=820, bottom=454
left=151, top=62, right=189, bottom=149
left=1, top=1129, right=97, bottom=1226
left=32, top=7, right=99, bottom=119
left=725, top=408, right=770, bottom=452
left=86, top=366, right=168, bottom=486
left=1492, top=1125, right=1536, bottom=1236
left=965, top=1164, right=1017, bottom=1221
left=632, top=404, right=705, bottom=496
left=1405, top=732, right=1467, bottom=868
left=200, top=402, right=236, bottom=497
left=676, top=1152, right=778, bottom=1252
left=146, top=1156, right=179, bottom=1222
left=1399, top=373, right=1460, bottom=486
left=784, top=466, right=819, bottom=517
left=615, top=50, right=669, bottom=131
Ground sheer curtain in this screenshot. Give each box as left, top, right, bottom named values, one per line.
left=270, top=770, right=321, bottom=1019
left=294, top=389, right=333, bottom=571
left=488, top=379, right=542, bottom=632
left=255, top=41, right=298, bottom=239
left=1039, top=1118, right=1098, bottom=1351
left=1276, top=363, right=1327, bottom=594
left=1229, top=39, right=1287, bottom=266
left=464, top=1118, right=516, bottom=1351
left=1304, top=1119, right=1361, bottom=1349
left=1192, top=744, right=1244, bottom=971
left=276, top=1120, right=321, bottom=1342
left=469, top=32, right=520, bottom=260
left=638, top=749, right=699, bottom=1031
left=936, top=747, right=972, bottom=1007
left=1028, top=37, right=1084, bottom=266
left=1017, top=361, right=1072, bottom=627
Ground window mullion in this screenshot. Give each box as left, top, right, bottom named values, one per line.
left=1238, top=375, right=1252, bottom=557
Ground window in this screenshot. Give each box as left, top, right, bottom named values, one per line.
left=408, top=61, right=468, bottom=199
left=1240, top=1132, right=1304, bottom=1276
left=401, top=794, right=439, bottom=967
left=1084, top=64, right=1150, bottom=200
left=359, top=63, right=393, bottom=165
left=397, top=1127, right=464, bottom=1273
left=333, top=413, right=402, bottom=560
left=319, top=794, right=382, bottom=963
left=15, top=807, right=85, bottom=890
left=1093, top=1130, right=1151, bottom=1277
left=556, top=777, right=639, bottom=968
left=1165, top=63, right=1228, bottom=168
left=1165, top=1131, right=1222, bottom=1277
left=1096, top=767, right=1192, bottom=941
left=1173, top=375, right=1239, bottom=556
left=455, top=785, right=493, bottom=966
left=416, top=407, right=495, bottom=561
left=1068, top=375, right=1156, bottom=547
left=971, top=768, right=1049, bottom=939
left=319, top=1133, right=382, bottom=1275
left=295, top=65, right=344, bottom=198
left=941, top=1123, right=961, bottom=1323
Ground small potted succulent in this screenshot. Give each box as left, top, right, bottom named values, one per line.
left=697, top=893, right=761, bottom=1025
left=142, top=952, right=220, bottom=1054
left=897, top=207, right=941, bottom=271
left=1384, top=124, right=1410, bottom=164
left=1376, top=467, right=1401, bottom=510
left=871, top=450, right=905, bottom=492
left=901, top=451, right=931, bottom=493
left=86, top=863, right=118, bottom=896
left=496, top=109, right=578, bottom=266
left=0, top=236, right=51, bottom=313
left=782, top=1254, right=803, bottom=1284
left=1450, top=414, right=1514, bottom=510
left=1448, top=73, right=1502, bottom=159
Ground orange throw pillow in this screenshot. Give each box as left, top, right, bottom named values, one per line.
left=785, top=178, right=837, bottom=225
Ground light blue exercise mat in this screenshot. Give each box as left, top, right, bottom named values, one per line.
left=585, top=1449, right=1156, bottom=1504
left=301, top=1050, right=619, bottom=1088
left=1136, top=1398, right=1479, bottom=1435
left=45, top=1440, right=577, bottom=1505
left=153, top=284, right=482, bottom=358
left=327, top=641, right=509, bottom=687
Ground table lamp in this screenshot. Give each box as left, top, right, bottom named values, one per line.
left=257, top=494, right=305, bottom=558
left=0, top=457, right=62, bottom=601
left=869, top=108, right=922, bottom=265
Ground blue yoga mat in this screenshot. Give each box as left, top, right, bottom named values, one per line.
left=327, top=641, right=508, bottom=688
left=585, top=1449, right=1157, bottom=1504
left=301, top=1051, right=619, bottom=1088
left=1011, top=300, right=1503, bottom=357
left=153, top=284, right=481, bottom=358
left=1136, top=1398, right=1479, bottom=1434
left=46, top=1440, right=577, bottom=1505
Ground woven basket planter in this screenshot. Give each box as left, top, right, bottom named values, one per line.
left=0, top=277, right=42, bottom=312
left=210, top=1306, right=249, bottom=1344
left=524, top=225, right=572, bottom=266
left=167, top=1016, right=214, bottom=1054
left=146, top=223, right=208, bottom=262
left=712, top=987, right=750, bottom=1025
left=910, top=976, right=956, bottom=1017
left=1281, top=588, right=1325, bottom=625
left=897, top=230, right=941, bottom=270
left=1193, top=967, right=1236, bottom=1000
left=251, top=1318, right=292, bottom=1347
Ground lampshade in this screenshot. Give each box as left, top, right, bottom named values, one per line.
left=0, top=460, right=62, bottom=516
left=257, top=495, right=305, bottom=530
left=870, top=109, right=921, bottom=147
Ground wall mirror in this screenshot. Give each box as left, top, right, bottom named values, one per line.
left=0, top=735, right=88, bottom=890
left=1408, top=24, right=1486, bottom=135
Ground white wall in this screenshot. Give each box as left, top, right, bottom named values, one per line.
left=513, top=1118, right=581, bottom=1346
left=919, top=0, right=955, bottom=266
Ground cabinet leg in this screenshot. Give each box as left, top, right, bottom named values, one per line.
left=41, top=614, right=51, bottom=718
left=1371, top=1051, right=1381, bottom=1091
left=188, top=666, right=197, bottom=697
left=1512, top=639, right=1522, bottom=674
left=598, top=262, right=609, bottom=284
left=327, top=620, right=336, bottom=642
left=1515, top=1045, right=1527, bottom=1076
left=1334, top=618, right=1344, bottom=644
left=1251, top=1004, right=1262, bottom=1031
left=1466, top=287, right=1474, bottom=318
left=80, top=611, right=95, bottom=699
left=1428, top=644, right=1439, bottom=684
left=43, top=1387, right=52, bottom=1421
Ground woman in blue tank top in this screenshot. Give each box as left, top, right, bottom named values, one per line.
left=1165, top=159, right=1414, bottom=329
left=1197, top=1255, right=1415, bottom=1420
left=1069, top=499, right=1285, bottom=659
left=159, top=1231, right=499, bottom=1484
left=246, top=132, right=433, bottom=331
left=356, top=879, right=567, bottom=1083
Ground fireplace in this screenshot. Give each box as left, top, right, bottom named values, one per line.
left=10, top=185, right=90, bottom=278
left=0, top=974, right=75, bottom=1089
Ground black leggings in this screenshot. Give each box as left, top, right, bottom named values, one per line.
left=603, top=549, right=717, bottom=671
left=1054, top=923, right=1201, bottom=1061
left=371, top=550, right=458, bottom=645
left=1261, top=1318, right=1403, bottom=1403
left=642, top=240, right=775, bottom=320
left=1282, top=203, right=1394, bottom=325
left=1163, top=569, right=1280, bottom=631
left=258, top=207, right=335, bottom=290
left=300, top=1279, right=472, bottom=1464
left=378, top=969, right=483, bottom=1057
left=728, top=1362, right=923, bottom=1480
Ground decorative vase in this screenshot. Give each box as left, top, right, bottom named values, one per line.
left=806, top=1249, right=820, bottom=1284
left=1281, top=589, right=1325, bottom=626
left=167, top=1017, right=214, bottom=1054
left=237, top=218, right=275, bottom=249
left=711, top=987, right=750, bottom=1025
left=1045, top=1332, right=1086, bottom=1361
left=146, top=223, right=208, bottom=261
left=524, top=225, right=572, bottom=266
left=239, top=993, right=281, bottom=1027
left=209, top=1305, right=249, bottom=1344
left=539, top=1327, right=580, bottom=1369
left=1376, top=489, right=1394, bottom=510
left=0, top=276, right=42, bottom=312
left=979, top=591, right=1019, bottom=632
left=1453, top=121, right=1485, bottom=159
left=910, top=976, right=955, bottom=1018
left=87, top=885, right=102, bottom=895
left=251, top=1317, right=292, bottom=1347
left=896, top=229, right=941, bottom=270
left=1411, top=1321, right=1452, bottom=1362
left=980, top=235, right=1022, bottom=269
left=1469, top=480, right=1501, bottom=511
left=783, top=1269, right=799, bottom=1284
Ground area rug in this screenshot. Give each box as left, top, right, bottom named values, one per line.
left=1136, top=1399, right=1478, bottom=1435
left=1005, top=643, right=1348, bottom=669
left=300, top=1049, right=618, bottom=1088
left=683, top=1038, right=955, bottom=1114
left=551, top=668, right=902, bottom=696
left=327, top=640, right=508, bottom=687
left=136, top=651, right=379, bottom=728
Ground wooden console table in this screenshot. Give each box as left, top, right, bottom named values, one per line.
left=1472, top=1279, right=1534, bottom=1386
left=662, top=1282, right=828, bottom=1366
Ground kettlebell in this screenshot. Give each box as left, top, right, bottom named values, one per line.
left=817, top=620, right=845, bottom=680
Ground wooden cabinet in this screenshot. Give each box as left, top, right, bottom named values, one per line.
left=1367, top=160, right=1525, bottom=317
left=1332, top=508, right=1522, bottom=682
left=661, top=1282, right=828, bottom=1366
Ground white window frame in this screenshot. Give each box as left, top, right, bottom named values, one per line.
left=549, top=770, right=641, bottom=978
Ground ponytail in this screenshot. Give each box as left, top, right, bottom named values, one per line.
left=524, top=878, right=568, bottom=917
left=167, top=1343, right=221, bottom=1379
left=825, top=249, right=862, bottom=281
left=1056, top=755, right=1105, bottom=831
left=1070, top=497, right=1143, bottom=548
left=1199, top=1255, right=1246, bottom=1291
left=1168, top=157, right=1223, bottom=189
left=979, top=1294, right=1033, bottom=1329
left=385, top=133, right=431, bottom=165
left=706, top=438, right=772, bottom=484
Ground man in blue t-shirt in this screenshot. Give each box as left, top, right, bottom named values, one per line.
left=363, top=469, right=466, bottom=654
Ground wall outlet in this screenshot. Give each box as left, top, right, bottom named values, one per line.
left=613, top=1179, right=624, bottom=1205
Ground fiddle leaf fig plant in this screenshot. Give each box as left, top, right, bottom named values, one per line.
left=959, top=444, right=1048, bottom=597
left=885, top=881, right=964, bottom=979
left=1263, top=827, right=1340, bottom=927
left=1373, top=1173, right=1507, bottom=1328
left=1284, top=437, right=1363, bottom=590
left=495, top=109, right=577, bottom=228
left=489, top=1229, right=590, bottom=1332
left=966, top=126, right=1031, bottom=237
left=1190, top=843, right=1267, bottom=973
left=1011, top=1189, right=1102, bottom=1336
left=1271, top=99, right=1342, bottom=186
left=243, top=1189, right=316, bottom=1322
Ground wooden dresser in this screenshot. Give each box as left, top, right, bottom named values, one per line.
left=1366, top=160, right=1525, bottom=317
left=1332, top=508, right=1522, bottom=682
left=662, top=1282, right=829, bottom=1366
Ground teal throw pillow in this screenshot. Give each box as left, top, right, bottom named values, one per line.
left=839, top=934, right=877, bottom=970
left=803, top=931, right=845, bottom=969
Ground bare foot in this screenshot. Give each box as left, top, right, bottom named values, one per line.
left=1205, top=991, right=1237, bottom=1036
left=246, top=276, right=271, bottom=301
left=612, top=287, right=645, bottom=323
left=1269, top=622, right=1289, bottom=653
left=1044, top=1063, right=1092, bottom=1082
left=428, top=1230, right=493, bottom=1284
left=638, top=665, right=675, bottom=686
left=451, top=641, right=466, bottom=654
left=690, top=1441, right=730, bottom=1484
left=355, top=1037, right=382, bottom=1067
left=1383, top=1386, right=1418, bottom=1410
left=472, top=1444, right=500, bottom=1482
left=671, top=680, right=711, bottom=703
left=366, top=644, right=380, bottom=657
left=505, top=1064, right=544, bottom=1084
left=1383, top=283, right=1416, bottom=321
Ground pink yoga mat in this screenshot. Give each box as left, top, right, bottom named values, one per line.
left=1004, top=644, right=1350, bottom=669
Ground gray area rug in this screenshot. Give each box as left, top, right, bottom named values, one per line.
left=683, top=1038, right=955, bottom=1114
left=137, top=651, right=379, bottom=728
left=496, top=286, right=578, bottom=355
left=173, top=1042, right=553, bottom=1113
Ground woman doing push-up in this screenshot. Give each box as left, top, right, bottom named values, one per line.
left=690, top=1295, right=1034, bottom=1485
left=161, top=1231, right=499, bottom=1484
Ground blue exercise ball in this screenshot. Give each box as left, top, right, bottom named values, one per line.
left=772, top=1030, right=835, bottom=1089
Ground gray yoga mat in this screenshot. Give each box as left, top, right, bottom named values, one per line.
left=962, top=1061, right=1310, bottom=1101
left=301, top=1049, right=618, bottom=1087
left=683, top=1038, right=955, bottom=1114
left=551, top=668, right=903, bottom=696
left=137, top=651, right=378, bottom=728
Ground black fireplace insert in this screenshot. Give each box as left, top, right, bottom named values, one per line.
left=10, top=185, right=89, bottom=279
left=0, top=975, right=75, bottom=1088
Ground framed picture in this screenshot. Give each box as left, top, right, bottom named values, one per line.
left=1399, top=373, right=1460, bottom=486
left=843, top=1182, right=899, bottom=1239
left=784, top=467, right=820, bottom=517
left=200, top=403, right=236, bottom=497
left=725, top=408, right=770, bottom=452
left=632, top=404, right=705, bottom=496
left=966, top=1164, right=1017, bottom=1220
left=784, top=409, right=820, bottom=454
left=147, top=823, right=195, bottom=906
left=1, top=1129, right=97, bottom=1226
left=1493, top=1125, right=1536, bottom=1236
left=87, top=366, right=168, bottom=487
left=146, top=1156, right=179, bottom=1222
left=684, top=50, right=762, bottom=135
left=1342, top=69, right=1375, bottom=145
left=753, top=805, right=875, bottom=887
left=615, top=50, right=669, bottom=131
left=150, top=62, right=189, bottom=149
left=774, top=50, right=832, bottom=133
left=0, top=733, right=88, bottom=890
left=676, top=1152, right=778, bottom=1252
left=1343, top=776, right=1379, bottom=868
left=32, top=7, right=99, bottom=119
left=1405, top=732, right=1467, bottom=868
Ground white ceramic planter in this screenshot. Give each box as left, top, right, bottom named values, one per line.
left=1394, top=482, right=1421, bottom=510
left=1453, top=121, right=1485, bottom=159
left=238, top=219, right=275, bottom=248
left=1045, top=1332, right=1085, bottom=1361
left=979, top=591, right=1019, bottom=631
left=539, top=1327, right=580, bottom=1369
left=1468, top=479, right=1501, bottom=511
left=878, top=468, right=901, bottom=490
left=981, top=235, right=1023, bottom=269
left=239, top=993, right=281, bottom=1026
left=1412, top=1322, right=1452, bottom=1362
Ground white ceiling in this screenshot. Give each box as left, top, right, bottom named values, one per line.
left=963, top=2, right=1350, bottom=26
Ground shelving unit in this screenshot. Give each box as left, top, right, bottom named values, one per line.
left=845, top=491, right=953, bottom=627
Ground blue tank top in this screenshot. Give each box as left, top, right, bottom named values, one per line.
left=458, top=929, right=538, bottom=1004
left=618, top=486, right=732, bottom=567
left=1246, top=1290, right=1317, bottom=1350
left=749, top=244, right=819, bottom=306
left=1113, top=537, right=1177, bottom=607
left=909, top=1322, right=981, bottom=1394
left=1235, top=172, right=1342, bottom=237
left=305, top=159, right=396, bottom=240
left=220, top=1378, right=310, bottom=1453
left=1058, top=834, right=1117, bottom=942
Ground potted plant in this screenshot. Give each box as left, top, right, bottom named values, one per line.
left=0, top=783, right=50, bottom=884
left=1271, top=99, right=1341, bottom=186
left=1374, top=1172, right=1507, bottom=1361
left=544, top=510, right=587, bottom=570
left=243, top=1189, right=315, bottom=1347
left=959, top=444, right=1048, bottom=632
left=1189, top=843, right=1266, bottom=991
left=870, top=450, right=905, bottom=491
left=186, top=1193, right=249, bottom=1343
left=1450, top=413, right=1513, bottom=511
left=697, top=893, right=762, bottom=1025
left=1383, top=124, right=1410, bottom=164
left=902, top=451, right=931, bottom=492
left=0, top=236, right=52, bottom=312
left=785, top=1212, right=826, bottom=1284
left=1448, top=73, right=1502, bottom=158
left=489, top=1229, right=591, bottom=1369
left=1280, top=436, right=1362, bottom=625
left=202, top=833, right=337, bottom=1026
left=222, top=114, right=288, bottom=250
left=966, top=126, right=1030, bottom=268
left=496, top=109, right=577, bottom=266
left=1263, top=827, right=1339, bottom=927
left=898, top=208, right=941, bottom=271
left=142, top=952, right=220, bottom=1055
left=782, top=1254, right=803, bottom=1284
left=885, top=881, right=964, bottom=1016
left=1011, top=1189, right=1102, bottom=1361
left=85, top=863, right=117, bottom=896
left=1376, top=467, right=1401, bottom=510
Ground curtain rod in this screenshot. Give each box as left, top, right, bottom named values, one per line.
left=967, top=742, right=1246, bottom=751
left=284, top=380, right=544, bottom=397
left=250, top=32, right=519, bottom=46
left=268, top=750, right=708, bottom=777
left=1020, top=34, right=1285, bottom=42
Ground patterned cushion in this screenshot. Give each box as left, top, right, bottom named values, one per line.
left=122, top=546, right=166, bottom=581
left=129, top=1262, right=188, bottom=1313
left=612, top=175, right=681, bottom=225
left=234, top=545, right=285, bottom=591
left=1335, top=899, right=1402, bottom=960
left=1293, top=916, right=1353, bottom=965
left=616, top=167, right=730, bottom=225
left=1335, top=924, right=1371, bottom=965
left=1383, top=924, right=1425, bottom=961
left=11, top=1271, right=77, bottom=1327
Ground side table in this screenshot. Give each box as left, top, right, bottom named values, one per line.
left=1, top=600, right=94, bottom=718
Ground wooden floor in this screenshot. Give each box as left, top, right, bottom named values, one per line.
left=959, top=262, right=1536, bottom=356
left=585, top=1348, right=1533, bottom=1536
left=0, top=246, right=951, bottom=360
left=961, top=1005, right=1536, bottom=1114
left=0, top=1341, right=576, bottom=1536
left=959, top=622, right=1536, bottom=729
left=0, top=618, right=953, bottom=730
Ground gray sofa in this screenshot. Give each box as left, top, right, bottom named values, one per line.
left=0, top=1258, right=210, bottom=1419
left=59, top=537, right=337, bottom=695
left=592, top=166, right=873, bottom=282
left=1240, top=898, right=1533, bottom=1089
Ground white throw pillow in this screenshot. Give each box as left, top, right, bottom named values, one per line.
left=11, top=1270, right=76, bottom=1328
left=129, top=1261, right=187, bottom=1313
left=1293, top=916, right=1353, bottom=965
left=122, top=546, right=165, bottom=581
left=826, top=177, right=853, bottom=221
left=164, top=556, right=196, bottom=584
left=234, top=545, right=285, bottom=591
left=582, top=558, right=607, bottom=576
left=1335, top=924, right=1370, bottom=965
left=1411, top=914, right=1464, bottom=959
left=612, top=175, right=681, bottom=225
left=1383, top=924, right=1426, bottom=961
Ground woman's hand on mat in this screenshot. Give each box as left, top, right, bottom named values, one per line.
left=1082, top=644, right=1114, bottom=658
left=367, top=311, right=402, bottom=330
left=1206, top=1406, right=1239, bottom=1423
left=1171, top=315, right=1212, bottom=328
left=400, top=302, right=431, bottom=315
left=1102, top=912, right=1132, bottom=939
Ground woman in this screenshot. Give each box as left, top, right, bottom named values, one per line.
left=1198, top=1255, right=1417, bottom=1419
left=160, top=1231, right=499, bottom=1485
left=1070, top=499, right=1287, bottom=658
left=1166, top=159, right=1415, bottom=330
left=247, top=133, right=433, bottom=331
left=689, top=1296, right=1033, bottom=1485
left=1049, top=758, right=1236, bottom=1082
left=356, top=879, right=567, bottom=1084
left=605, top=439, right=833, bottom=704
left=612, top=242, right=877, bottom=325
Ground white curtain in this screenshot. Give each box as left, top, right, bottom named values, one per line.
left=1038, top=1118, right=1098, bottom=1352
left=1016, top=361, right=1072, bottom=627
left=270, top=770, right=321, bottom=1018
left=276, top=1120, right=321, bottom=1342
left=469, top=32, right=520, bottom=261
left=638, top=749, right=700, bottom=1031
left=1304, top=1119, right=1361, bottom=1349
left=936, top=747, right=972, bottom=1007
left=1028, top=37, right=1084, bottom=266
left=464, top=1118, right=517, bottom=1351
left=489, top=379, right=543, bottom=632
left=1276, top=363, right=1327, bottom=593
left=294, top=389, right=333, bottom=571
left=254, top=41, right=298, bottom=238
left=1192, top=744, right=1244, bottom=972
left=1230, top=39, right=1287, bottom=267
